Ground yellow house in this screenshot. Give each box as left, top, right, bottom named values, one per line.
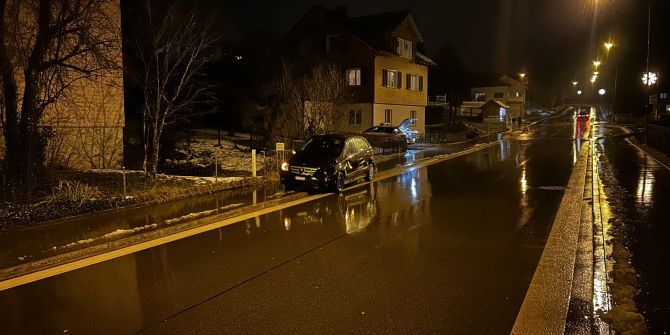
left=287, top=6, right=434, bottom=137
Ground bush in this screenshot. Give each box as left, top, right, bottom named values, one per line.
left=51, top=180, right=102, bottom=207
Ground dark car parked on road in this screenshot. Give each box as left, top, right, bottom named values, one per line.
left=280, top=134, right=375, bottom=192
left=364, top=118, right=418, bottom=143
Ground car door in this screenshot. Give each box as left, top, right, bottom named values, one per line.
left=353, top=138, right=369, bottom=177
left=342, top=139, right=358, bottom=183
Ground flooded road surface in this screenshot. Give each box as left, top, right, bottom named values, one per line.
left=0, top=115, right=584, bottom=334
left=0, top=134, right=500, bottom=271
left=0, top=182, right=285, bottom=270
left=592, top=124, right=670, bottom=333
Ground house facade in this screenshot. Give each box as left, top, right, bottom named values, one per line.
left=0, top=1, right=124, bottom=170
left=470, top=75, right=525, bottom=121
left=285, top=5, right=434, bottom=136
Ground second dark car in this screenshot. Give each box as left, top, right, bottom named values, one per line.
left=280, top=134, right=375, bottom=192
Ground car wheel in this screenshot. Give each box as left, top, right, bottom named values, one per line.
left=333, top=172, right=345, bottom=193
left=365, top=163, right=375, bottom=182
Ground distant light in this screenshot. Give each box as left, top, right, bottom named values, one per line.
left=593, top=71, right=599, bottom=75
left=604, top=42, right=613, bottom=51
left=572, top=81, right=578, bottom=87
left=234, top=55, right=243, bottom=61
left=642, top=72, right=657, bottom=86
left=577, top=90, right=582, bottom=95
left=591, top=76, right=597, bottom=83
left=598, top=88, right=606, bottom=95
left=593, top=60, right=601, bottom=68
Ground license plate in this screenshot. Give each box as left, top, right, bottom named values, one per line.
left=295, top=176, right=305, bottom=181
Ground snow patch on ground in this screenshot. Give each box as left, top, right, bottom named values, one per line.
left=164, top=202, right=245, bottom=225
left=167, top=137, right=274, bottom=173
left=51, top=224, right=158, bottom=251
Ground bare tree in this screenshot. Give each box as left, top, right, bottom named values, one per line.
left=135, top=0, right=219, bottom=179
left=0, top=0, right=120, bottom=194
left=269, top=60, right=351, bottom=141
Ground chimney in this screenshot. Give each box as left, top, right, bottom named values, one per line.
left=335, top=5, right=348, bottom=17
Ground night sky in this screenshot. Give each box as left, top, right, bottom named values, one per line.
left=207, top=0, right=667, bottom=108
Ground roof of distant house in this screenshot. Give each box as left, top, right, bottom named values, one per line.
left=470, top=74, right=523, bottom=88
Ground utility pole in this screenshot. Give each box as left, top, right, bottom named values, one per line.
left=644, top=0, right=651, bottom=144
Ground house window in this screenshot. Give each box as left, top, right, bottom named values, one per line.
left=349, top=110, right=362, bottom=125
left=494, top=92, right=504, bottom=99
left=410, top=110, right=417, bottom=125
left=514, top=91, right=521, bottom=98
left=397, top=38, right=413, bottom=59
left=407, top=74, right=420, bottom=91
left=384, top=109, right=392, bottom=124
left=326, top=34, right=345, bottom=53
left=660, top=92, right=668, bottom=99
left=382, top=69, right=401, bottom=88
left=405, top=75, right=424, bottom=91
left=474, top=92, right=486, bottom=101
left=346, top=68, right=361, bottom=86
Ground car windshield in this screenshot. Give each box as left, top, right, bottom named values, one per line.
left=300, top=137, right=344, bottom=156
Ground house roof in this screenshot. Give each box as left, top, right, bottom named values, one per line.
left=484, top=99, right=510, bottom=109
left=461, top=99, right=510, bottom=109
left=291, top=6, right=434, bottom=64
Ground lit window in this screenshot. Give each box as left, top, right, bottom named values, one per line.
left=396, top=38, right=413, bottom=59
left=474, top=92, right=486, bottom=101
left=660, top=92, right=668, bottom=99
left=407, top=74, right=423, bottom=91
left=515, top=92, right=520, bottom=98
left=383, top=69, right=401, bottom=88
left=346, top=68, right=361, bottom=86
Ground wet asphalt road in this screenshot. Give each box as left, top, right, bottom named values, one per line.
left=0, top=115, right=584, bottom=334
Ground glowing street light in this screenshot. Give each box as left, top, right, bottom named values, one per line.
left=519, top=71, right=527, bottom=123
left=604, top=42, right=613, bottom=52
left=593, top=60, right=601, bottom=69
left=577, top=90, right=582, bottom=95
left=572, top=81, right=578, bottom=87
left=598, top=88, right=606, bottom=95
left=642, top=72, right=657, bottom=86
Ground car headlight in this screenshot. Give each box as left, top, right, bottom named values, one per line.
left=281, top=162, right=289, bottom=172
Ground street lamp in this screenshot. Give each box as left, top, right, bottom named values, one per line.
left=598, top=88, right=606, bottom=96
left=519, top=72, right=527, bottom=124
left=604, top=42, right=613, bottom=52
left=572, top=81, right=578, bottom=87
left=593, top=60, right=601, bottom=70
left=642, top=72, right=657, bottom=86
left=577, top=90, right=583, bottom=95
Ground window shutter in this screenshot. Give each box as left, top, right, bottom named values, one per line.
left=419, top=76, right=424, bottom=91
left=382, top=69, right=388, bottom=86
left=406, top=74, right=411, bottom=90
left=397, top=72, right=402, bottom=88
